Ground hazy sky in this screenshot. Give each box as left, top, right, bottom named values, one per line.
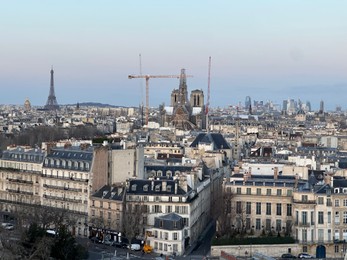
left=1, top=1, right=346, bottom=110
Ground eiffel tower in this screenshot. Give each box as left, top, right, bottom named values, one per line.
left=44, top=66, right=59, bottom=110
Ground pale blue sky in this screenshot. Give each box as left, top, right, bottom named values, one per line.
left=0, top=1, right=346, bottom=110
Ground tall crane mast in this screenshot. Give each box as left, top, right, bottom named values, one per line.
left=128, top=69, right=192, bottom=126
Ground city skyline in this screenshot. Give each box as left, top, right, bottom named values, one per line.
left=0, top=1, right=346, bottom=110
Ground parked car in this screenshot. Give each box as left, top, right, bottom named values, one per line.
left=1, top=223, right=14, bottom=230
left=130, top=243, right=141, bottom=251
left=298, top=253, right=314, bottom=259
left=282, top=253, right=297, bottom=259
left=114, top=242, right=128, bottom=248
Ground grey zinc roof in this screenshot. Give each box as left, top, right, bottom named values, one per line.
left=1, top=147, right=45, bottom=163
left=154, top=213, right=184, bottom=230
left=92, top=185, right=124, bottom=201
left=46, top=147, right=93, bottom=161
left=190, top=133, right=231, bottom=150
left=127, top=179, right=186, bottom=195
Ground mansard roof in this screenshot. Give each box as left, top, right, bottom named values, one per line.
left=92, top=185, right=124, bottom=201
left=154, top=213, right=184, bottom=230
left=1, top=146, right=45, bottom=163
left=190, top=133, right=231, bottom=150
left=45, top=146, right=93, bottom=162
left=43, top=146, right=93, bottom=171
left=127, top=179, right=186, bottom=195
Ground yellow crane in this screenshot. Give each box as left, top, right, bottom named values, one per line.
left=128, top=69, right=192, bottom=126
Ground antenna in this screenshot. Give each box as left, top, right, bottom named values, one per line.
left=206, top=56, right=211, bottom=132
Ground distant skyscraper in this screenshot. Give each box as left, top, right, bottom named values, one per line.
left=306, top=101, right=311, bottom=112
left=245, top=96, right=251, bottom=109
left=319, top=100, right=324, bottom=114
left=44, top=67, right=59, bottom=110
left=282, top=100, right=288, bottom=112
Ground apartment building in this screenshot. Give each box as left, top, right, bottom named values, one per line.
left=126, top=172, right=211, bottom=256
left=89, top=185, right=125, bottom=241
left=0, top=146, right=45, bottom=220
left=42, top=145, right=108, bottom=236
left=226, top=174, right=302, bottom=236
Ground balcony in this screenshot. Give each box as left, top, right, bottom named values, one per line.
left=298, top=222, right=311, bottom=227
left=7, top=188, right=33, bottom=196
left=43, top=194, right=82, bottom=204
left=7, top=178, right=34, bottom=185
left=293, top=199, right=316, bottom=204
left=42, top=174, right=88, bottom=183
left=43, top=184, right=82, bottom=192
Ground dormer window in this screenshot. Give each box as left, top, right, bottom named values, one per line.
left=335, top=188, right=340, bottom=194
left=155, top=185, right=161, bottom=192
left=167, top=185, right=172, bottom=192
left=131, top=184, right=137, bottom=191
left=343, top=188, right=347, bottom=194
left=143, top=185, right=149, bottom=192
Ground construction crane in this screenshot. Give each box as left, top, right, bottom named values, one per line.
left=128, top=69, right=192, bottom=126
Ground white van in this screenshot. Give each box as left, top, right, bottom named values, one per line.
left=130, top=243, right=141, bottom=251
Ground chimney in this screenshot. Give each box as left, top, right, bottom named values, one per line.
left=175, top=180, right=178, bottom=194
left=151, top=180, right=154, bottom=191
left=162, top=181, right=167, bottom=192
left=243, top=172, right=249, bottom=182
left=274, top=167, right=278, bottom=180
left=324, top=174, right=331, bottom=185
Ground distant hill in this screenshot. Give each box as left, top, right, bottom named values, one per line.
left=65, top=102, right=123, bottom=108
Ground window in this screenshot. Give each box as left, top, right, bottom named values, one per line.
left=335, top=199, right=340, bottom=207
left=311, top=211, right=314, bottom=225
left=302, top=229, right=307, bottom=242
left=246, top=188, right=251, bottom=195
left=155, top=185, right=161, bottom=192
left=287, top=190, right=292, bottom=196
left=344, top=199, right=347, bottom=207
left=143, top=185, right=148, bottom=191
left=173, top=232, right=178, bottom=240
left=318, top=197, right=324, bottom=205
left=236, top=201, right=242, bottom=214
left=266, top=189, right=271, bottom=195
left=108, top=212, right=111, bottom=220
left=256, top=219, right=261, bottom=230
left=327, top=198, right=332, bottom=206
left=335, top=245, right=340, bottom=253
left=287, top=204, right=292, bottom=216
left=266, top=203, right=271, bottom=215
left=256, top=202, right=261, bottom=215
left=302, top=195, right=308, bottom=202
left=328, top=211, right=332, bottom=224
left=246, top=218, right=251, bottom=230
left=318, top=211, right=324, bottom=224
left=237, top=187, right=241, bottom=194
left=173, top=244, right=178, bottom=252
left=277, top=189, right=282, bottom=196
left=256, top=188, right=261, bottom=195
left=343, top=212, right=347, bottom=224
left=335, top=212, right=340, bottom=224
left=302, top=211, right=307, bottom=225
left=164, top=232, right=168, bottom=240
left=265, top=219, right=271, bottom=231
left=154, top=205, right=161, bottom=213
left=246, top=202, right=251, bottom=214
left=276, top=219, right=282, bottom=232
left=276, top=203, right=282, bottom=216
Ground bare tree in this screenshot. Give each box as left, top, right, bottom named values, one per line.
left=122, top=202, right=147, bottom=243
left=216, top=186, right=234, bottom=238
